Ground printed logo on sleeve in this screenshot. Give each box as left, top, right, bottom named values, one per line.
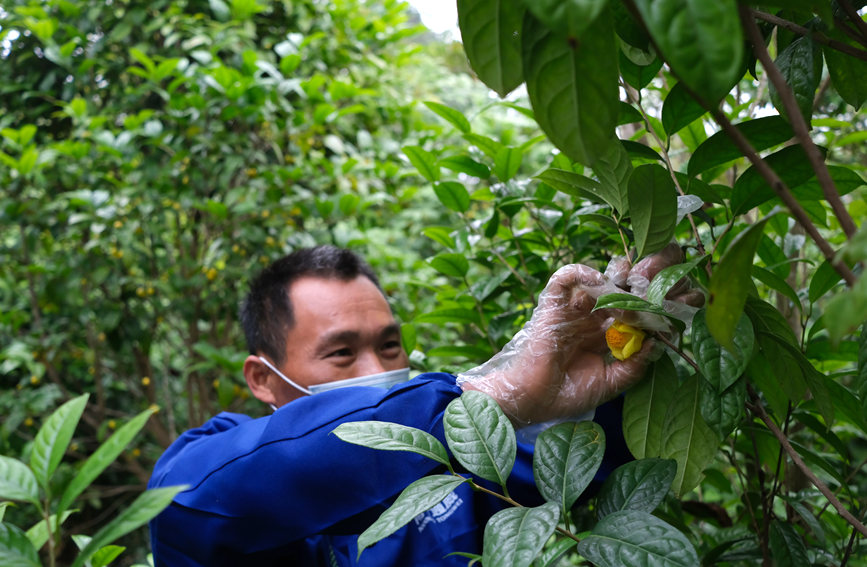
left=412, top=491, right=464, bottom=533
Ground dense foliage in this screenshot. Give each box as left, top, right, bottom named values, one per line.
left=1, top=0, right=866, bottom=565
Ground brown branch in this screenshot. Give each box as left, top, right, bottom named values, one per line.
left=837, top=0, right=867, bottom=43
left=746, top=386, right=867, bottom=538
left=750, top=9, right=867, bottom=62
left=740, top=7, right=858, bottom=239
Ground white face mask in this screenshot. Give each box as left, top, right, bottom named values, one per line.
left=258, top=356, right=410, bottom=407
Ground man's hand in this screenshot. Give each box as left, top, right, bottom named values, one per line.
left=458, top=245, right=701, bottom=425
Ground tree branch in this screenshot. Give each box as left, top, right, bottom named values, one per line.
left=750, top=9, right=867, bottom=62
left=746, top=386, right=867, bottom=539
left=740, top=7, right=858, bottom=239
left=837, top=0, right=867, bottom=44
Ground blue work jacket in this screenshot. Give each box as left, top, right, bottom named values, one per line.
left=148, top=373, right=630, bottom=566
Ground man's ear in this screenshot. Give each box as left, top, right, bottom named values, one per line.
left=243, top=355, right=278, bottom=407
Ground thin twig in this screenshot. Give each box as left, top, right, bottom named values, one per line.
left=838, top=0, right=867, bottom=43
left=740, top=7, right=858, bottom=239
left=751, top=9, right=867, bottom=62
left=746, top=386, right=867, bottom=538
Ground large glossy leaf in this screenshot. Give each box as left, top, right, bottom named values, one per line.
left=534, top=168, right=603, bottom=203
left=332, top=421, right=451, bottom=468
left=730, top=145, right=820, bottom=216
left=402, top=145, right=440, bottom=182
left=699, top=375, right=746, bottom=440
left=522, top=10, right=619, bottom=166
left=769, top=520, right=810, bottom=567
left=482, top=502, right=559, bottom=567
left=645, top=255, right=708, bottom=306
left=58, top=407, right=156, bottom=514
left=691, top=310, right=754, bottom=392
left=769, top=36, right=822, bottom=126
left=523, top=0, right=607, bottom=39
left=660, top=376, right=719, bottom=496
left=30, top=394, right=88, bottom=490
left=0, top=524, right=40, bottom=567
left=444, top=391, right=516, bottom=488
left=623, top=355, right=679, bottom=459
left=661, top=81, right=705, bottom=136
left=620, top=53, right=664, bottom=90
left=594, top=293, right=686, bottom=333
left=824, top=31, right=867, bottom=110
left=0, top=457, right=39, bottom=506
left=591, top=140, right=632, bottom=214
left=633, top=0, right=742, bottom=103
left=433, top=182, right=471, bottom=213
left=627, top=164, right=677, bottom=259
left=429, top=252, right=470, bottom=278
left=706, top=218, right=769, bottom=350
left=596, top=458, right=677, bottom=519
left=357, top=475, right=466, bottom=558
left=578, top=510, right=699, bottom=567
left=457, top=0, right=525, bottom=97
left=533, top=421, right=604, bottom=514
left=687, top=116, right=793, bottom=177
left=70, top=485, right=187, bottom=567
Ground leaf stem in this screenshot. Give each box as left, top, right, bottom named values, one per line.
left=750, top=9, right=867, bottom=62
left=746, top=386, right=867, bottom=538
left=739, top=7, right=858, bottom=240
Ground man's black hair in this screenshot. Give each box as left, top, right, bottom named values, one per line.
left=240, top=245, right=382, bottom=365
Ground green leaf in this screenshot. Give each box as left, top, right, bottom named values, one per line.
left=523, top=0, right=608, bottom=39
left=824, top=273, right=867, bottom=347
left=593, top=293, right=686, bottom=332
left=533, top=421, right=605, bottom=515
left=71, top=486, right=187, bottom=567
left=824, top=32, right=867, bottom=110
left=752, top=265, right=801, bottom=312
left=627, top=164, right=678, bottom=259
left=464, top=133, right=504, bottom=160
left=414, top=307, right=481, bottom=326
left=591, top=140, right=632, bottom=214
left=444, top=390, right=516, bottom=488
left=633, top=0, right=742, bottom=103
left=493, top=146, right=523, bottom=181
left=620, top=53, right=663, bottom=90
left=421, top=226, right=456, bottom=249
left=578, top=510, right=699, bottom=567
left=731, top=144, right=823, bottom=215
left=0, top=457, right=40, bottom=506
left=357, top=475, right=466, bottom=557
left=331, top=421, right=451, bottom=468
left=0, top=523, right=40, bottom=567
left=523, top=9, right=619, bottom=165
left=660, top=375, right=719, bottom=496
left=482, top=502, right=559, bottom=567
left=90, top=544, right=125, bottom=567
left=457, top=0, right=526, bottom=97
left=769, top=520, right=810, bottom=567
left=438, top=155, right=490, bottom=179
left=596, top=458, right=677, bottom=519
left=706, top=218, right=770, bottom=350
left=646, top=255, right=708, bottom=305
left=699, top=375, right=746, bottom=440
left=403, top=145, right=440, bottom=182
left=26, top=510, right=74, bottom=550
left=429, top=252, right=469, bottom=278
left=688, top=116, right=793, bottom=177
left=691, top=310, right=754, bottom=392
left=535, top=168, right=604, bottom=203
left=58, top=406, right=154, bottom=514
left=769, top=36, right=822, bottom=126
left=661, top=81, right=705, bottom=136
left=623, top=355, right=679, bottom=459
left=433, top=182, right=471, bottom=213
left=423, top=101, right=471, bottom=133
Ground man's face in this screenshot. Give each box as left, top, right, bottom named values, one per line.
left=268, top=275, right=408, bottom=406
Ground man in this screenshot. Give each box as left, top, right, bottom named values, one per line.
left=148, top=245, right=679, bottom=566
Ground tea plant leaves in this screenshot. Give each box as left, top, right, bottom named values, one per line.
left=627, top=164, right=677, bottom=259
left=591, top=140, right=632, bottom=214
left=645, top=255, right=707, bottom=305
left=457, top=0, right=525, bottom=97
left=331, top=421, right=451, bottom=468
left=444, top=391, right=516, bottom=488
left=769, top=520, right=810, bottom=567
left=533, top=421, right=604, bottom=514
left=522, top=9, right=619, bottom=166
left=596, top=458, right=677, bottom=519
left=699, top=376, right=746, bottom=440
left=523, top=0, right=607, bottom=39
left=769, top=36, right=822, bottom=126
left=482, top=502, right=559, bottom=567
left=403, top=145, right=440, bottom=182
left=30, top=394, right=88, bottom=491
left=0, top=457, right=39, bottom=507
left=433, top=182, right=471, bottom=213
left=691, top=310, right=754, bottom=393
left=661, top=81, right=705, bottom=136
left=824, top=31, right=867, bottom=110
left=0, top=523, right=40, bottom=567
left=357, top=475, right=466, bottom=558
left=688, top=116, right=793, bottom=177
left=577, top=510, right=699, bottom=567
left=633, top=0, right=742, bottom=103
left=623, top=355, right=679, bottom=459
left=423, top=101, right=471, bottom=133
left=731, top=145, right=818, bottom=216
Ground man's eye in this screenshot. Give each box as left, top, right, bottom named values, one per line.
left=381, top=341, right=402, bottom=353
left=327, top=348, right=353, bottom=358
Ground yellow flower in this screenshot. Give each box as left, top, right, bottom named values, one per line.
left=141, top=376, right=151, bottom=387
left=605, top=320, right=646, bottom=361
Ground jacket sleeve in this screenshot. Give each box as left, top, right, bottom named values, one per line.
left=148, top=373, right=538, bottom=564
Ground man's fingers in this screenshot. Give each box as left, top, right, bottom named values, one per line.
left=630, top=243, right=683, bottom=283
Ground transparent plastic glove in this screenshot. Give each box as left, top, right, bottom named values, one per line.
left=457, top=264, right=655, bottom=425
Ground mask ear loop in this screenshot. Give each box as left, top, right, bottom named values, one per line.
left=258, top=355, right=312, bottom=396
